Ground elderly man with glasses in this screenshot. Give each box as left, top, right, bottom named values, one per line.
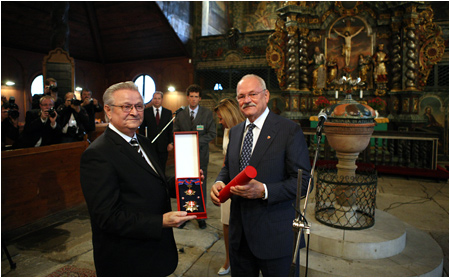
left=80, top=81, right=197, bottom=277
left=211, top=74, right=311, bottom=276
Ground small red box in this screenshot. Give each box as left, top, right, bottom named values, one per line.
left=173, top=131, right=207, bottom=219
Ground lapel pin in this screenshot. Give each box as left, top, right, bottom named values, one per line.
left=267, top=136, right=271, bottom=139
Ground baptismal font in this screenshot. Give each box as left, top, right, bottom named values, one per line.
left=315, top=76, right=378, bottom=229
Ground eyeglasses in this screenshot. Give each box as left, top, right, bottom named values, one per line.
left=236, top=89, right=266, bottom=102
left=110, top=104, right=144, bottom=112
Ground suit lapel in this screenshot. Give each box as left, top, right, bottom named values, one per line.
left=229, top=122, right=246, bottom=175
left=249, top=112, right=278, bottom=168
left=139, top=134, right=166, bottom=179
left=105, top=128, right=162, bottom=178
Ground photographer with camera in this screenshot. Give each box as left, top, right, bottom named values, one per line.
left=80, top=88, right=103, bottom=133
left=32, top=78, right=63, bottom=109
left=16, top=95, right=62, bottom=148
left=57, top=92, right=89, bottom=143
left=1, top=97, right=20, bottom=150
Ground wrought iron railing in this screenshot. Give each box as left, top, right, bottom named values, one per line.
left=302, top=127, right=440, bottom=170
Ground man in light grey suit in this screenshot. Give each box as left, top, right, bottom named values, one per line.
left=211, top=74, right=311, bottom=276
left=173, top=84, right=216, bottom=229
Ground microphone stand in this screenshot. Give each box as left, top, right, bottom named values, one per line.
left=151, top=111, right=181, bottom=144
left=289, top=123, right=324, bottom=277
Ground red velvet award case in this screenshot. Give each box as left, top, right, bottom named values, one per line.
left=173, top=131, right=207, bottom=219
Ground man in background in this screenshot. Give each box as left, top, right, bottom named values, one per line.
left=32, top=78, right=63, bottom=109
left=81, top=88, right=103, bottom=134
left=1, top=100, right=20, bottom=149
left=140, top=91, right=173, bottom=173
left=17, top=95, right=62, bottom=148
left=173, top=84, right=216, bottom=229
left=57, top=92, right=90, bottom=143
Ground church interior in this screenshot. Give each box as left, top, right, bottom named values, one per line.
left=1, top=1, right=449, bottom=276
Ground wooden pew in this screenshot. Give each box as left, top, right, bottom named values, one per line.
left=1, top=141, right=89, bottom=233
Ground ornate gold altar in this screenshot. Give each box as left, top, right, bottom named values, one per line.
left=266, top=2, right=445, bottom=125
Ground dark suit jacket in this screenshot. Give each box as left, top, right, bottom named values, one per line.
left=81, top=102, right=103, bottom=132
left=56, top=104, right=90, bottom=139
left=173, top=106, right=216, bottom=169
left=140, top=106, right=173, bottom=153
left=216, top=111, right=311, bottom=260
left=17, top=109, right=62, bottom=148
left=80, top=127, right=178, bottom=277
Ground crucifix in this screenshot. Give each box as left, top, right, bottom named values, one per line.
left=332, top=19, right=365, bottom=68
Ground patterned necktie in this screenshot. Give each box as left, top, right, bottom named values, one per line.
left=240, top=123, right=256, bottom=171
left=130, top=138, right=141, bottom=153
left=130, top=138, right=159, bottom=175
left=155, top=108, right=160, bottom=125
left=190, top=111, right=195, bottom=123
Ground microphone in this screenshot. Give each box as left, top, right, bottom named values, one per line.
left=173, top=106, right=185, bottom=115
left=316, top=110, right=327, bottom=136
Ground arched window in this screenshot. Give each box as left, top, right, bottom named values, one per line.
left=134, top=74, right=156, bottom=104
left=31, top=75, right=44, bottom=96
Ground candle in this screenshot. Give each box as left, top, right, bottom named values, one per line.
left=335, top=90, right=338, bottom=99
left=360, top=89, right=363, bottom=99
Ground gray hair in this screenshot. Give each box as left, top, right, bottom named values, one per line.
left=238, top=74, right=267, bottom=90
left=103, top=81, right=140, bottom=106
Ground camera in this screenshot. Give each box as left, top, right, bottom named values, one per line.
left=6, top=97, right=19, bottom=119
left=8, top=97, right=19, bottom=110
left=47, top=107, right=56, bottom=118
left=49, top=85, right=58, bottom=93
left=7, top=109, right=19, bottom=119
left=45, top=85, right=58, bottom=95
left=71, top=91, right=83, bottom=106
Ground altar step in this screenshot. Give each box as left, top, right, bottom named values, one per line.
left=299, top=206, right=443, bottom=276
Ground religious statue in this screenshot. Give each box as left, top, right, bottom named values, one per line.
left=373, top=44, right=388, bottom=83
left=227, top=27, right=240, bottom=50
left=292, top=98, right=299, bottom=110
left=333, top=26, right=364, bottom=68
left=358, top=54, right=371, bottom=88
left=309, top=46, right=327, bottom=90
left=327, top=57, right=338, bottom=87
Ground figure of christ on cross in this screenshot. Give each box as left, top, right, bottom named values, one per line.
left=333, top=25, right=364, bottom=68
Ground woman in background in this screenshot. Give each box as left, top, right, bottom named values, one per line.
left=214, top=98, right=245, bottom=275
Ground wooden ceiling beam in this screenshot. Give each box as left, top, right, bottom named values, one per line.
left=84, top=2, right=105, bottom=63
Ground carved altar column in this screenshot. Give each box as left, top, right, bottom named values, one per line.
left=402, top=4, right=419, bottom=91
left=285, top=16, right=300, bottom=91
left=298, top=27, right=310, bottom=92
left=390, top=21, right=402, bottom=92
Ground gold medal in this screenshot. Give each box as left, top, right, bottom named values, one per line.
left=185, top=183, right=196, bottom=196
left=183, top=201, right=199, bottom=212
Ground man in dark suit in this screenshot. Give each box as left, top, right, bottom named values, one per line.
left=57, top=92, right=90, bottom=143
left=211, top=74, right=311, bottom=276
left=80, top=81, right=197, bottom=277
left=173, top=84, right=216, bottom=229
left=80, top=88, right=103, bottom=133
left=16, top=95, right=62, bottom=148
left=140, top=91, right=173, bottom=173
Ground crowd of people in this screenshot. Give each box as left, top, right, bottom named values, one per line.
left=3, top=74, right=313, bottom=276
left=1, top=79, right=103, bottom=150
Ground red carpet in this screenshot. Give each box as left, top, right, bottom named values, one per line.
left=47, top=265, right=96, bottom=277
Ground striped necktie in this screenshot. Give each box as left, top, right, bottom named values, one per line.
left=130, top=138, right=141, bottom=154
left=130, top=138, right=159, bottom=175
